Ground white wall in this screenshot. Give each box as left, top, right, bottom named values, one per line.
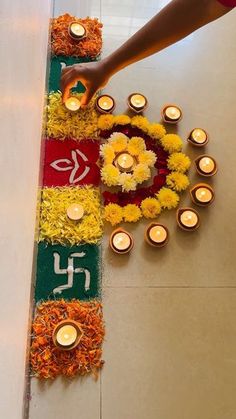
left=0, top=1, right=51, bottom=417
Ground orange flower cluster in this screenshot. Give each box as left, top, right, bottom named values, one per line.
left=30, top=299, right=105, bottom=379
left=51, top=14, right=103, bottom=58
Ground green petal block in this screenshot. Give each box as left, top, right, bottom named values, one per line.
left=35, top=242, right=101, bottom=302
left=48, top=55, right=98, bottom=93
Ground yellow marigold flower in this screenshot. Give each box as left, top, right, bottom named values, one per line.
left=160, top=134, right=183, bottom=153
left=148, top=123, right=166, bottom=140
left=141, top=198, right=161, bottom=219
left=133, top=164, right=151, bottom=184
left=98, top=114, right=115, bottom=131
left=101, top=164, right=120, bottom=186
left=166, top=172, right=190, bottom=192
left=130, top=115, right=149, bottom=132
left=127, top=137, right=145, bottom=156
left=156, top=187, right=180, bottom=209
left=119, top=173, right=137, bottom=192
left=100, top=143, right=115, bottom=164
left=167, top=152, right=191, bottom=173
left=138, top=150, right=157, bottom=166
left=108, top=132, right=128, bottom=152
left=123, top=204, right=142, bottom=222
left=104, top=204, right=123, bottom=226
left=113, top=115, right=131, bottom=126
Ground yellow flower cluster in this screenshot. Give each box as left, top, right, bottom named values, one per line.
left=98, top=114, right=166, bottom=140
left=167, top=152, right=191, bottom=173
left=47, top=92, right=99, bottom=140
left=156, top=187, right=180, bottom=209
left=39, top=187, right=103, bottom=245
left=100, top=133, right=156, bottom=192
left=160, top=134, right=183, bottom=153
left=104, top=203, right=142, bottom=225
left=166, top=172, right=190, bottom=192
left=141, top=198, right=162, bottom=219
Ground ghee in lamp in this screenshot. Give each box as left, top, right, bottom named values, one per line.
left=162, top=105, right=182, bottom=123
left=190, top=183, right=215, bottom=206
left=96, top=95, right=115, bottom=113
left=128, top=93, right=147, bottom=112
left=65, top=96, right=81, bottom=112
left=116, top=153, right=135, bottom=172
left=177, top=208, right=200, bottom=231
left=145, top=223, right=169, bottom=247
left=110, top=229, right=134, bottom=254
left=52, top=320, right=83, bottom=350
left=188, top=128, right=208, bottom=146
left=195, top=155, right=217, bottom=177
left=68, top=22, right=86, bottom=40
left=67, top=203, right=84, bottom=221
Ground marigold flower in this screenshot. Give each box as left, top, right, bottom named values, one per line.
left=119, top=173, right=137, bottom=192
left=166, top=172, right=190, bottom=191
left=138, top=150, right=157, bottom=166
left=98, top=114, right=115, bottom=131
left=156, top=187, right=180, bottom=209
left=160, top=134, right=183, bottom=153
left=104, top=203, right=123, bottom=226
left=123, top=204, right=142, bottom=222
left=113, top=115, right=131, bottom=126
left=167, top=152, right=191, bottom=173
left=148, top=123, right=166, bottom=140
left=133, top=164, right=151, bottom=184
left=100, top=143, right=115, bottom=164
left=127, top=137, right=145, bottom=156
left=130, top=115, right=149, bottom=132
left=108, top=133, right=128, bottom=152
left=101, top=164, right=120, bottom=186
left=141, top=198, right=161, bottom=219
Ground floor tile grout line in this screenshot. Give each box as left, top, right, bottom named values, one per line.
left=102, top=285, right=236, bottom=289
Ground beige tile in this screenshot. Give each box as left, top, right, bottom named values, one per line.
left=29, top=376, right=101, bottom=419
left=102, top=288, right=236, bottom=419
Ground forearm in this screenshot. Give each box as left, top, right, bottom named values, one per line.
left=103, top=0, right=230, bottom=75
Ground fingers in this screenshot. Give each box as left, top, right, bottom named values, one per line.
left=80, top=86, right=97, bottom=107
left=61, top=66, right=80, bottom=102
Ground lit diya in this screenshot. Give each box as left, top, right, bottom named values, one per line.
left=177, top=208, right=200, bottom=231
left=110, top=228, right=134, bottom=254
left=65, top=96, right=81, bottom=112
left=115, top=152, right=136, bottom=172
left=67, top=203, right=84, bottom=221
left=96, top=95, right=115, bottom=114
left=188, top=128, right=209, bottom=147
left=127, top=93, right=148, bottom=113
left=190, top=183, right=215, bottom=206
left=52, top=320, right=83, bottom=350
left=68, top=22, right=87, bottom=40
left=162, top=104, right=182, bottom=124
left=145, top=223, right=169, bottom=247
left=195, top=155, right=218, bottom=177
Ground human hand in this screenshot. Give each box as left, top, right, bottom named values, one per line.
left=61, top=61, right=110, bottom=106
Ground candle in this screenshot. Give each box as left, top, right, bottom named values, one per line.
left=96, top=95, right=115, bottom=113
left=177, top=208, right=200, bottom=231
left=128, top=93, right=148, bottom=112
left=65, top=96, right=81, bottom=112
left=67, top=203, right=84, bottom=221
left=195, top=155, right=217, bottom=177
left=52, top=320, right=83, bottom=350
left=68, top=22, right=86, bottom=40
left=110, top=228, right=133, bottom=254
left=162, top=105, right=182, bottom=123
left=188, top=128, right=208, bottom=146
left=116, top=153, right=135, bottom=172
left=145, top=223, right=169, bottom=247
left=190, top=183, right=214, bottom=206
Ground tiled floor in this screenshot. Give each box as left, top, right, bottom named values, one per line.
left=29, top=1, right=236, bottom=418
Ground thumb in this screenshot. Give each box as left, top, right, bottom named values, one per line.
left=80, top=86, right=97, bottom=107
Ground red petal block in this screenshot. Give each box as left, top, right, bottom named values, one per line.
left=43, top=138, right=100, bottom=187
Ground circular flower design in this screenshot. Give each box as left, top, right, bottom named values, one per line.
left=100, top=133, right=157, bottom=192
left=99, top=115, right=191, bottom=225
